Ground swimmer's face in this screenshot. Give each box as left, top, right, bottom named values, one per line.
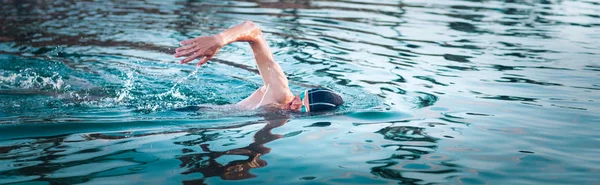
left=289, top=90, right=310, bottom=112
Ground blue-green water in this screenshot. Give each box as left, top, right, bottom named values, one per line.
left=1, top=0, right=599, bottom=184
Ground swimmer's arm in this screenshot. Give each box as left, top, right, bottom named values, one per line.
left=216, top=21, right=290, bottom=92
left=176, top=21, right=292, bottom=105
left=176, top=21, right=288, bottom=89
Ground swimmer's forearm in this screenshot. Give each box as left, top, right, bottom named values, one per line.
left=175, top=21, right=266, bottom=65
left=216, top=21, right=263, bottom=46
left=216, top=20, right=276, bottom=71
left=217, top=21, right=288, bottom=99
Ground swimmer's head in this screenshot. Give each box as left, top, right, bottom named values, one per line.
left=289, top=88, right=344, bottom=113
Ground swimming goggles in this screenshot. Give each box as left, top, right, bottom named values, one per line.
left=300, top=90, right=308, bottom=113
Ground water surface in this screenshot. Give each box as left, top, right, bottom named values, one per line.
left=1, top=0, right=599, bottom=184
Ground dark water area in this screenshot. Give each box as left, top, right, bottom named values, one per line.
left=0, top=0, right=599, bottom=184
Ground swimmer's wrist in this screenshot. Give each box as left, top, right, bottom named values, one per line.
left=215, top=33, right=226, bottom=47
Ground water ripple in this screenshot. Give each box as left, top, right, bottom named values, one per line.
left=0, top=0, right=599, bottom=184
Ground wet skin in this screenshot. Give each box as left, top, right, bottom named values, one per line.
left=174, top=21, right=309, bottom=112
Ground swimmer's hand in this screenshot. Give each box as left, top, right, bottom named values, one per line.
left=174, top=35, right=224, bottom=67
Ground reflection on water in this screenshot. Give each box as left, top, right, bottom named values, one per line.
left=0, top=117, right=280, bottom=184
left=1, top=0, right=599, bottom=184
left=177, top=117, right=285, bottom=182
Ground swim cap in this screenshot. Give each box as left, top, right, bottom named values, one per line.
left=307, top=88, right=344, bottom=112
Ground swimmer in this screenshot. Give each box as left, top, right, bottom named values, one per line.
left=174, top=21, right=343, bottom=113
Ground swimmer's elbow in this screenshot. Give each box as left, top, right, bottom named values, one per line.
left=243, top=20, right=257, bottom=28
left=243, top=20, right=262, bottom=33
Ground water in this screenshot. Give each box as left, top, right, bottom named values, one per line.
left=0, top=0, right=599, bottom=184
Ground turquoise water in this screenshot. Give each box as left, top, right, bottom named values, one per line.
left=0, top=0, right=599, bottom=184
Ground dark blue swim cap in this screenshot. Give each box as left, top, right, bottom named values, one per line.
left=307, top=88, right=343, bottom=112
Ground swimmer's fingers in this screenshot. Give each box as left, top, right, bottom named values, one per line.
left=175, top=43, right=196, bottom=53
left=180, top=37, right=202, bottom=45
left=197, top=56, right=212, bottom=67
left=180, top=52, right=203, bottom=64
left=174, top=45, right=200, bottom=58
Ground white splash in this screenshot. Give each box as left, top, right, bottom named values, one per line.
left=0, top=71, right=69, bottom=90
left=115, top=71, right=134, bottom=102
